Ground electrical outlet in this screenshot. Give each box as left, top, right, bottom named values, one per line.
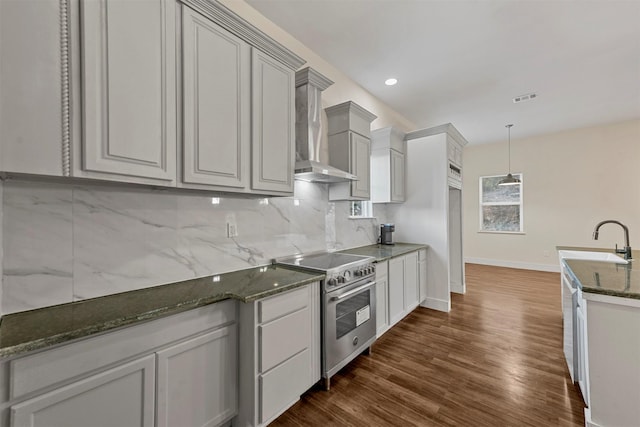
left=227, top=222, right=238, bottom=238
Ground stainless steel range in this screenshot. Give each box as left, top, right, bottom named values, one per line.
left=277, top=251, right=377, bottom=390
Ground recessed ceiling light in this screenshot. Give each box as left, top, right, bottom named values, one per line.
left=385, top=78, right=398, bottom=86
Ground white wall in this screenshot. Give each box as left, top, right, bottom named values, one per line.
left=218, top=0, right=415, bottom=133
left=463, top=119, right=640, bottom=271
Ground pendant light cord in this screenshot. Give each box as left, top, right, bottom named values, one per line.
left=506, top=124, right=513, bottom=173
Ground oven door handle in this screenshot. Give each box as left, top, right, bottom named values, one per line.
left=330, top=281, right=376, bottom=301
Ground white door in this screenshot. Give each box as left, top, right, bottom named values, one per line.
left=80, top=0, right=177, bottom=182
left=251, top=49, right=295, bottom=194
left=156, top=325, right=237, bottom=427
left=376, top=275, right=389, bottom=336
left=181, top=7, right=250, bottom=188
left=418, top=249, right=427, bottom=304
left=389, top=257, right=405, bottom=326
left=404, top=252, right=419, bottom=311
left=11, top=355, right=155, bottom=427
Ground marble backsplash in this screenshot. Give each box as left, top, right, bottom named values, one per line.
left=1, top=178, right=385, bottom=315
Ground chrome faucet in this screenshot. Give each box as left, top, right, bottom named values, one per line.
left=592, top=220, right=632, bottom=260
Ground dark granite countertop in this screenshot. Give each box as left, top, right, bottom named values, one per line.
left=0, top=265, right=324, bottom=359
left=557, top=246, right=640, bottom=300
left=339, top=243, right=428, bottom=262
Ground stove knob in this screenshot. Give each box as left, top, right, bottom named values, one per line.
left=337, top=276, right=346, bottom=284
left=355, top=269, right=363, bottom=277
left=327, top=278, right=337, bottom=287
left=371, top=265, right=376, bottom=273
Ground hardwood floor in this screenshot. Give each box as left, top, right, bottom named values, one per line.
left=271, top=263, right=586, bottom=426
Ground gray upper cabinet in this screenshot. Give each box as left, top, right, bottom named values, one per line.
left=0, top=0, right=305, bottom=196
left=251, top=50, right=296, bottom=194
left=326, top=101, right=377, bottom=201
left=181, top=6, right=250, bottom=189
left=370, top=127, right=406, bottom=203
left=79, top=0, right=177, bottom=184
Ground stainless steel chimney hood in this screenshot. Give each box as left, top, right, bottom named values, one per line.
left=294, top=67, right=357, bottom=183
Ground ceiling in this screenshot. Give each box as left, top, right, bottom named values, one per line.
left=245, top=0, right=640, bottom=145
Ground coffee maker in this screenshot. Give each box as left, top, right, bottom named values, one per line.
left=379, top=224, right=395, bottom=245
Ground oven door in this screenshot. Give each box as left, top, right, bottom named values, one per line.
left=323, top=278, right=377, bottom=378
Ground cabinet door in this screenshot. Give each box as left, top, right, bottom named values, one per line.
left=389, top=257, right=405, bottom=326
left=251, top=50, right=295, bottom=194
left=376, top=275, right=389, bottom=337
left=156, top=325, right=237, bottom=427
left=80, top=0, right=176, bottom=182
left=11, top=355, right=155, bottom=427
left=182, top=7, right=250, bottom=189
left=390, top=149, right=405, bottom=202
left=351, top=133, right=371, bottom=199
left=576, top=305, right=590, bottom=407
left=418, top=250, right=427, bottom=304
left=404, top=252, right=419, bottom=311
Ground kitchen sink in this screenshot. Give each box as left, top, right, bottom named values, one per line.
left=558, top=250, right=628, bottom=264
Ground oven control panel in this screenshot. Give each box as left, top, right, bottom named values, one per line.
left=325, top=263, right=376, bottom=289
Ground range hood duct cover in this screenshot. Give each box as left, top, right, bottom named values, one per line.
left=294, top=67, right=357, bottom=183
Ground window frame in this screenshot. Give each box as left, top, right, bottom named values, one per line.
left=349, top=200, right=374, bottom=219
left=478, top=173, right=524, bottom=234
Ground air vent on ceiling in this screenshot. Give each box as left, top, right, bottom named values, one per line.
left=513, top=93, right=538, bottom=103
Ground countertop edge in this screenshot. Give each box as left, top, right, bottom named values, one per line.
left=0, top=269, right=325, bottom=359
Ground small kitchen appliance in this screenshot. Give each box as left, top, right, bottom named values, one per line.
left=379, top=224, right=395, bottom=245
left=276, top=251, right=376, bottom=391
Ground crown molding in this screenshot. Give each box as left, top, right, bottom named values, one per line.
left=180, top=0, right=306, bottom=70
left=325, top=101, right=377, bottom=123
left=295, top=67, right=333, bottom=91
left=405, top=123, right=469, bottom=146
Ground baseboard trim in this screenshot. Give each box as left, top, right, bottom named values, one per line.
left=420, top=297, right=450, bottom=312
left=584, top=408, right=601, bottom=427
left=464, top=257, right=560, bottom=273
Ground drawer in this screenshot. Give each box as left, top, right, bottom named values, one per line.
left=258, top=286, right=308, bottom=324
left=259, top=348, right=309, bottom=424
left=259, top=307, right=310, bottom=372
left=375, top=260, right=388, bottom=278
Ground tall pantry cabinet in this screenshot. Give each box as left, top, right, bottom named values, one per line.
left=390, top=124, right=467, bottom=313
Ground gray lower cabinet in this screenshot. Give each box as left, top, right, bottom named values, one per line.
left=375, top=261, right=390, bottom=337
left=389, top=257, right=405, bottom=326
left=251, top=50, right=296, bottom=195
left=79, top=0, right=178, bottom=184
left=156, top=325, right=237, bottom=427
left=388, top=251, right=422, bottom=328
left=403, top=251, right=419, bottom=312
left=418, top=249, right=427, bottom=304
left=1, top=301, right=237, bottom=427
left=181, top=6, right=250, bottom=189
left=238, top=283, right=320, bottom=426
left=10, top=355, right=156, bottom=427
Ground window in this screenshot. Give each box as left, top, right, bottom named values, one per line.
left=479, top=174, right=523, bottom=232
left=350, top=201, right=373, bottom=218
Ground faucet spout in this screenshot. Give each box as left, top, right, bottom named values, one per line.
left=593, top=220, right=632, bottom=260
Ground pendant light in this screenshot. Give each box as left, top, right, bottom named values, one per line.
left=498, top=124, right=521, bottom=186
